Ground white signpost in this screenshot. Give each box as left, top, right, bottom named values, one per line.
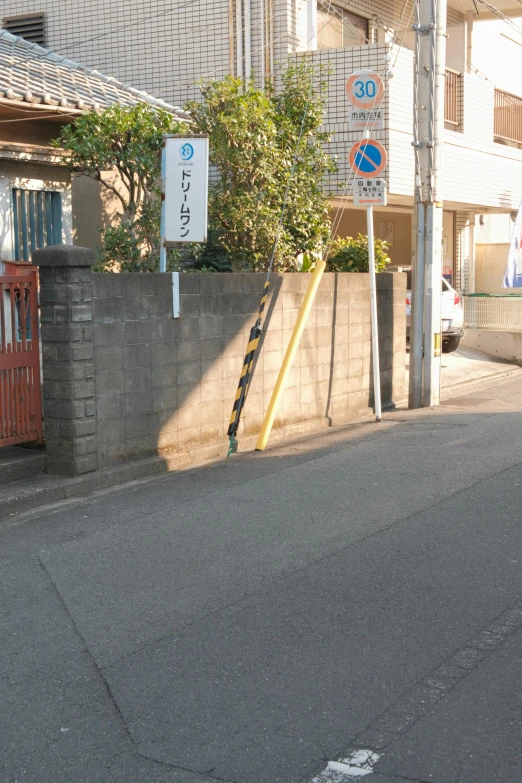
left=160, top=136, right=209, bottom=273
left=346, top=70, right=387, bottom=421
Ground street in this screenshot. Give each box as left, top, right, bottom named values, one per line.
left=2, top=371, right=522, bottom=783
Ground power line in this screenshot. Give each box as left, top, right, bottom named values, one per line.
left=476, top=0, right=522, bottom=37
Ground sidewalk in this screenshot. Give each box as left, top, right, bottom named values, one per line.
left=2, top=373, right=522, bottom=783
left=405, top=345, right=522, bottom=401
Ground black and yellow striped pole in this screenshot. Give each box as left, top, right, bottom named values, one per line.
left=227, top=280, right=269, bottom=457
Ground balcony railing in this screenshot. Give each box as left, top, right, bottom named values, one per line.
left=464, top=295, right=522, bottom=330
left=444, top=68, right=460, bottom=127
left=494, top=88, right=522, bottom=144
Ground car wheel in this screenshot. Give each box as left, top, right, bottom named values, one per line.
left=442, top=335, right=461, bottom=353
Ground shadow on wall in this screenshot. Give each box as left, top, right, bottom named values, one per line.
left=91, top=271, right=406, bottom=471
left=72, top=171, right=125, bottom=251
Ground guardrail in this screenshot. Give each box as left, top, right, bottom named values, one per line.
left=464, top=295, right=522, bottom=330
left=494, top=88, right=522, bottom=144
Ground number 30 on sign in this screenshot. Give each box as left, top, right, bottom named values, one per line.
left=346, top=70, right=384, bottom=108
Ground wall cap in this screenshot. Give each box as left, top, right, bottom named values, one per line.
left=33, top=244, right=96, bottom=268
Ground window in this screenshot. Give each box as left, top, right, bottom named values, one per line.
left=317, top=2, right=368, bottom=49
left=12, top=189, right=62, bottom=262
left=2, top=14, right=45, bottom=45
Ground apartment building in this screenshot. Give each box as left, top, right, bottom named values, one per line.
left=3, top=1, right=522, bottom=292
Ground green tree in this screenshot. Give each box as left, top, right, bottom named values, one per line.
left=186, top=61, right=336, bottom=271
left=51, top=103, right=186, bottom=271
left=326, top=234, right=391, bottom=273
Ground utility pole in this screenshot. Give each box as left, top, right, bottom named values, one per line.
left=409, top=0, right=447, bottom=408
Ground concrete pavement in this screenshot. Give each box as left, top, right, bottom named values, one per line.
left=2, top=373, right=522, bottom=782
left=405, top=345, right=521, bottom=399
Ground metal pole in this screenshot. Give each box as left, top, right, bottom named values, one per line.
left=236, top=0, right=243, bottom=80
left=422, top=0, right=446, bottom=407
left=367, top=204, right=382, bottom=421
left=307, top=0, right=317, bottom=50
left=256, top=259, right=326, bottom=451
left=244, top=0, right=252, bottom=78
left=160, top=140, right=167, bottom=273
left=259, top=0, right=265, bottom=89
left=466, top=10, right=473, bottom=74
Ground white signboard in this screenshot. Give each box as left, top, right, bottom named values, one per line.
left=348, top=107, right=384, bottom=132
left=353, top=178, right=387, bottom=207
left=164, top=136, right=209, bottom=244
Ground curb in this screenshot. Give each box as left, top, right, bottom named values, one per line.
left=440, top=364, right=522, bottom=399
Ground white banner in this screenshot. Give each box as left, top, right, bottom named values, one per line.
left=503, top=198, right=522, bottom=288
left=164, top=136, right=209, bottom=244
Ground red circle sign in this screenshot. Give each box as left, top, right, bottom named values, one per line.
left=348, top=139, right=387, bottom=179
left=346, top=70, right=384, bottom=110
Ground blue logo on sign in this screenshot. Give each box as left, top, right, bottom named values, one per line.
left=180, top=143, right=194, bottom=161
left=354, top=142, right=382, bottom=174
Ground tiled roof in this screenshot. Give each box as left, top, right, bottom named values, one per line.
left=0, top=29, right=188, bottom=118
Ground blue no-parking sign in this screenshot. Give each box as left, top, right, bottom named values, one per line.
left=349, top=139, right=387, bottom=179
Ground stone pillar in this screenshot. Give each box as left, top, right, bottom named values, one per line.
left=33, top=245, right=98, bottom=476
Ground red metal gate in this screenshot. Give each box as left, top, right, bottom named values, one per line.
left=0, top=270, right=43, bottom=447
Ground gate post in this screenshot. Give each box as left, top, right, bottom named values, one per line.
left=33, top=245, right=98, bottom=476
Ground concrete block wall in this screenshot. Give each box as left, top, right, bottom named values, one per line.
left=91, top=271, right=405, bottom=470
left=34, top=244, right=406, bottom=475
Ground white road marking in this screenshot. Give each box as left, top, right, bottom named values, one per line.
left=311, top=750, right=380, bottom=780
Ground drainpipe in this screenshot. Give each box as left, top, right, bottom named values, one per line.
left=268, top=0, right=274, bottom=78
left=259, top=0, right=265, bottom=88
left=236, top=0, right=243, bottom=80
left=307, top=0, right=317, bottom=49
left=244, top=0, right=252, bottom=79
left=466, top=10, right=473, bottom=73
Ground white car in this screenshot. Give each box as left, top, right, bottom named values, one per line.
left=404, top=270, right=464, bottom=353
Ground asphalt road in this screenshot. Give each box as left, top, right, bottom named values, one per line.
left=2, top=372, right=522, bottom=783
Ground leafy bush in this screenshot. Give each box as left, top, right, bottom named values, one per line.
left=326, top=234, right=391, bottom=273
left=186, top=62, right=336, bottom=272
left=52, top=103, right=186, bottom=272
left=53, top=63, right=336, bottom=273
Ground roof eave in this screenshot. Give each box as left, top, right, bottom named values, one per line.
left=0, top=97, right=84, bottom=116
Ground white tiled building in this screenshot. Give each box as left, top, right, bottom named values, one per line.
left=3, top=0, right=522, bottom=292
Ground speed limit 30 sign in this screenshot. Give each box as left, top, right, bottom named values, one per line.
left=346, top=70, right=384, bottom=131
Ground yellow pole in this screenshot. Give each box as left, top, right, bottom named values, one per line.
left=256, top=258, right=326, bottom=451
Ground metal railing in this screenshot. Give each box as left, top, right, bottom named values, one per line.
left=444, top=68, right=460, bottom=127
left=494, top=88, right=522, bottom=144
left=464, top=295, right=522, bottom=331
